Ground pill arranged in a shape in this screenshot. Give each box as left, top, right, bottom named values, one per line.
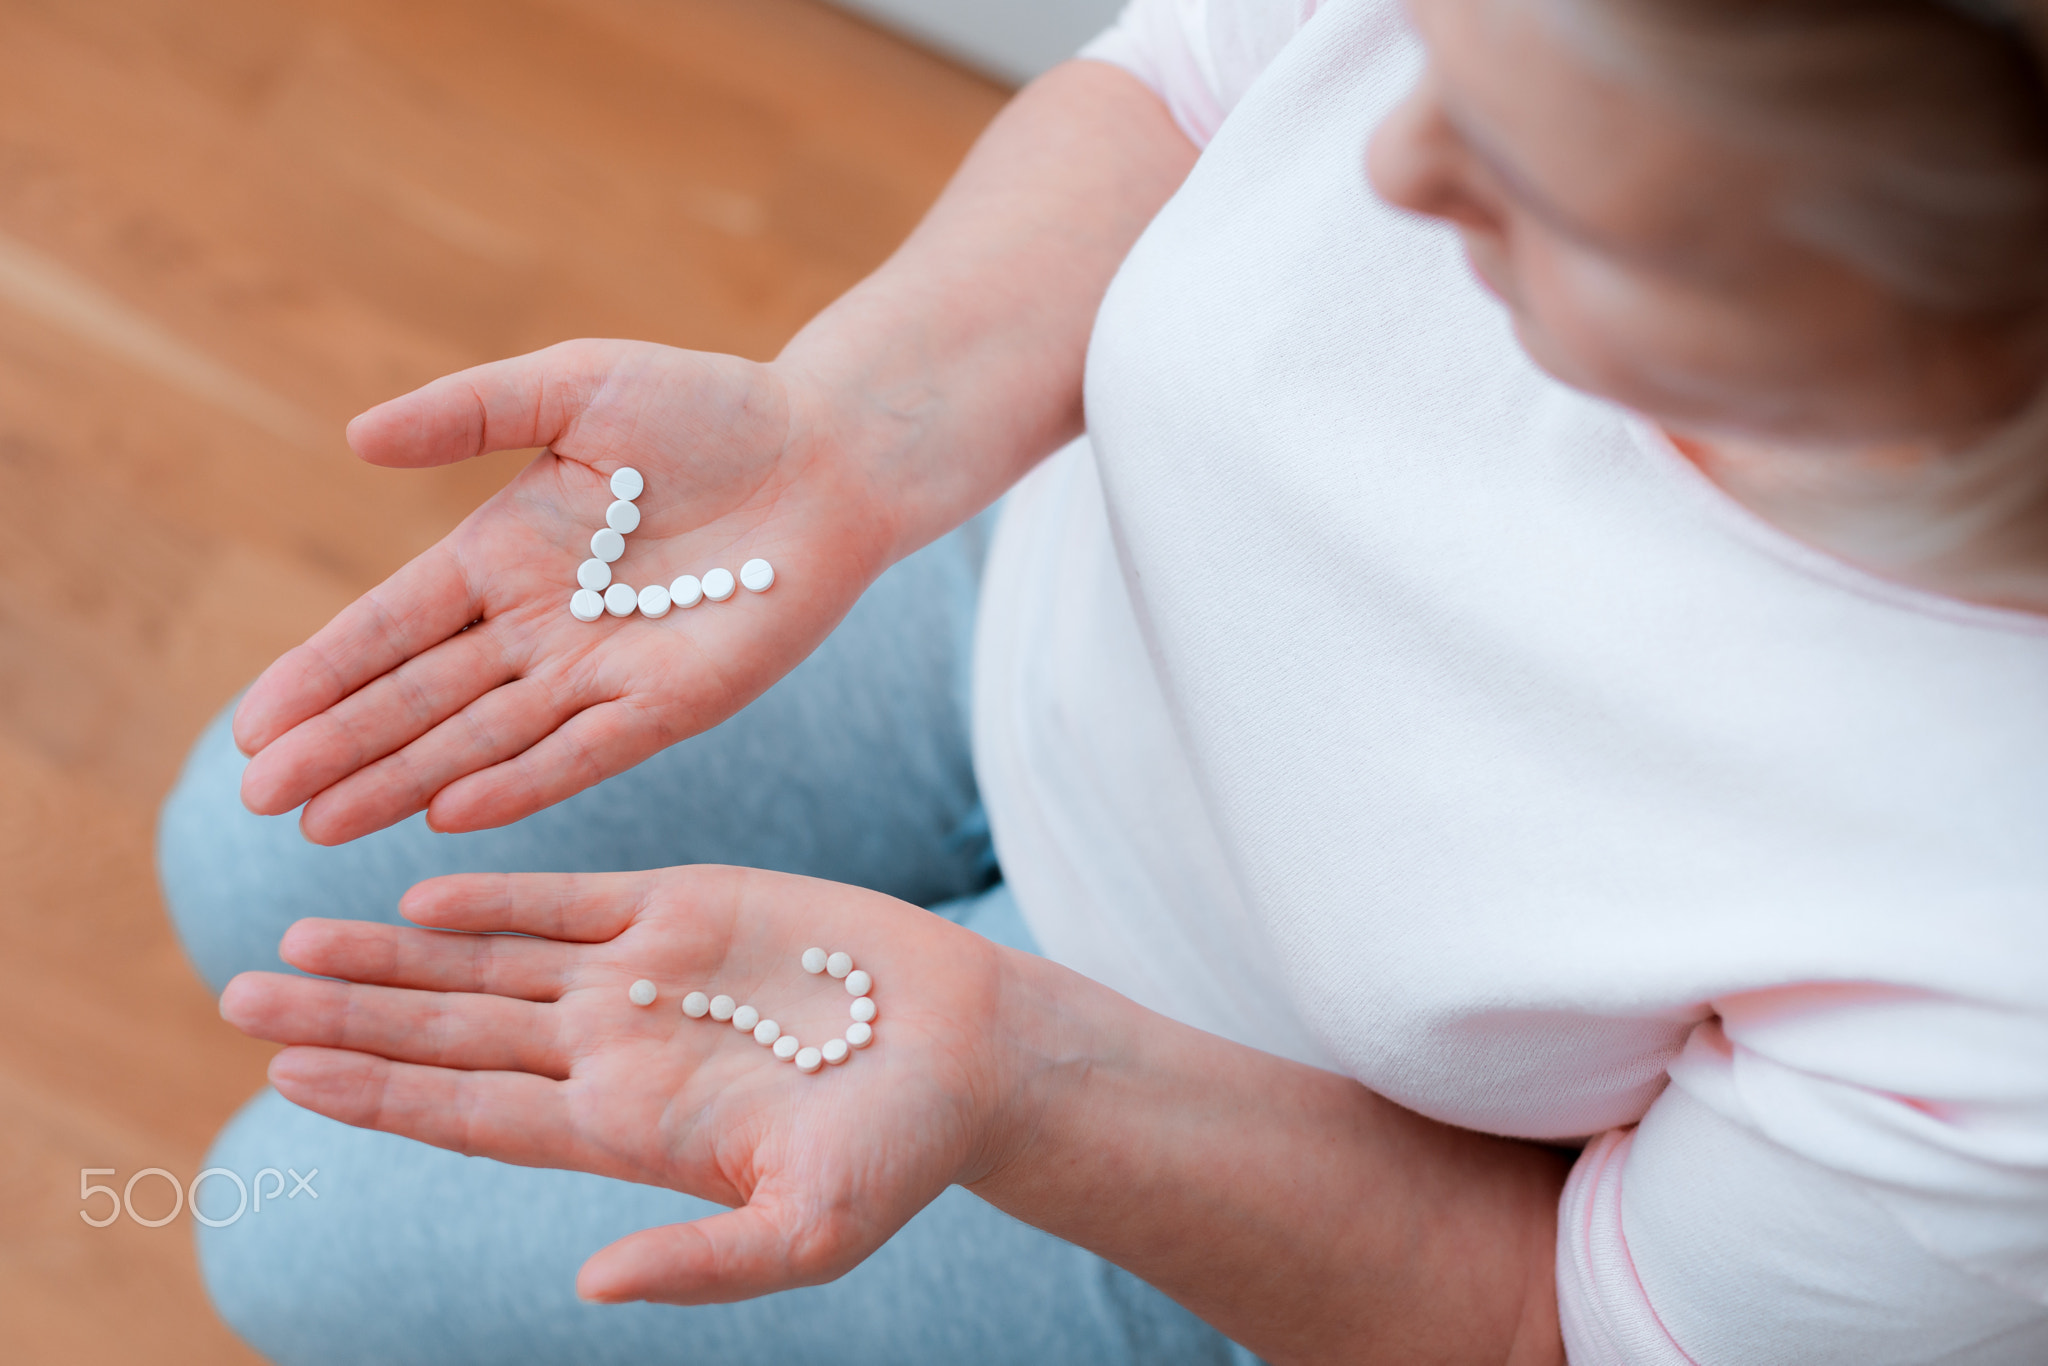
left=669, top=575, right=703, bottom=609
left=577, top=558, right=613, bottom=591
left=701, top=567, right=736, bottom=602
left=628, top=979, right=658, bottom=1007
left=638, top=584, right=672, bottom=618
left=570, top=589, right=605, bottom=622
left=740, top=558, right=775, bottom=593
left=604, top=582, right=638, bottom=617
left=606, top=499, right=641, bottom=534
left=591, top=528, right=625, bottom=563
left=610, top=467, right=644, bottom=501
left=673, top=946, right=876, bottom=1074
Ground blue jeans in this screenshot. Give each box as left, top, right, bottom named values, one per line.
left=157, top=519, right=1257, bottom=1366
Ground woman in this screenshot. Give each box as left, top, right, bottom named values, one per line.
left=159, top=0, right=2048, bottom=1361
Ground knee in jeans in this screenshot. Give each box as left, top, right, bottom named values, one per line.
left=155, top=699, right=312, bottom=993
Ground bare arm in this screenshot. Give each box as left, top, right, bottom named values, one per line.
left=230, top=60, right=1197, bottom=843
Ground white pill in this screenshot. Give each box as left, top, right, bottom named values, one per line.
left=682, top=991, right=710, bottom=1018
left=577, top=558, right=613, bottom=591
left=844, top=969, right=871, bottom=998
left=627, top=979, right=658, bottom=1007
left=590, top=527, right=625, bottom=562
left=669, top=575, right=703, bottom=608
left=708, top=994, right=736, bottom=1021
left=570, top=589, right=605, bottom=622
left=732, top=1004, right=759, bottom=1033
left=753, top=1019, right=780, bottom=1046
left=821, top=1037, right=850, bottom=1065
left=604, top=582, right=638, bottom=616
left=740, top=558, right=775, bottom=593
left=638, top=584, right=672, bottom=618
left=610, top=467, right=644, bottom=501
left=795, top=1046, right=823, bottom=1073
left=701, top=567, right=736, bottom=601
left=826, top=951, right=852, bottom=979
left=850, top=996, right=876, bottom=1024
left=773, top=1033, right=800, bottom=1060
left=606, top=499, right=641, bottom=534
left=845, top=1021, right=873, bottom=1049
left=801, top=947, right=828, bottom=974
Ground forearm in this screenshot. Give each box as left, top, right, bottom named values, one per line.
left=972, top=949, right=1571, bottom=1366
left=773, top=58, right=1197, bottom=564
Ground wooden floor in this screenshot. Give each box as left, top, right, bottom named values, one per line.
left=0, top=2, right=1005, bottom=1358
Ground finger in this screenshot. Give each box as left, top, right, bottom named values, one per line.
left=221, top=971, right=568, bottom=1077
left=345, top=340, right=624, bottom=470
left=425, top=692, right=718, bottom=834
left=399, top=871, right=670, bottom=943
left=244, top=619, right=524, bottom=826
left=265, top=1046, right=618, bottom=1173
left=233, top=542, right=481, bottom=762
left=296, top=672, right=575, bottom=846
left=577, top=1194, right=874, bottom=1304
left=277, top=918, right=576, bottom=1001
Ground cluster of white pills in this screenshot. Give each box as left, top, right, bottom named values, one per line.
left=631, top=946, right=876, bottom=1076
left=566, top=466, right=776, bottom=622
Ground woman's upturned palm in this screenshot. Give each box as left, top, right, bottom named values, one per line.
left=233, top=339, right=891, bottom=844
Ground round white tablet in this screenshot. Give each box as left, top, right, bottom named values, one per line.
left=610, top=467, right=644, bottom=501
left=740, top=558, right=775, bottom=593
left=627, top=979, right=657, bottom=1006
left=795, top=1046, right=823, bottom=1074
left=569, top=589, right=604, bottom=622
left=682, top=991, right=710, bottom=1018
left=701, top=567, right=736, bottom=602
left=638, top=584, right=672, bottom=618
left=821, top=1037, right=850, bottom=1065
left=606, top=499, right=641, bottom=534
left=732, top=1004, right=759, bottom=1033
left=669, top=575, right=703, bottom=609
left=845, top=1021, right=873, bottom=1049
left=577, top=558, right=612, bottom=591
left=801, top=947, right=828, bottom=974
left=590, top=527, right=625, bottom=563
left=753, top=1019, right=780, bottom=1046
left=844, top=969, right=871, bottom=998
left=708, top=994, right=736, bottom=1021
left=849, top=996, right=876, bottom=1024
left=604, top=582, right=638, bottom=616
left=772, top=1034, right=799, bottom=1060
left=826, top=951, right=853, bottom=979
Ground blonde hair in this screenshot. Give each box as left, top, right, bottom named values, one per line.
left=1557, top=0, right=2048, bottom=591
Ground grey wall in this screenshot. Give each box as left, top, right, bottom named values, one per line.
left=829, top=0, right=1125, bottom=84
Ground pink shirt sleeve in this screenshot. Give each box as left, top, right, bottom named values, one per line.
left=1077, top=0, right=1325, bottom=148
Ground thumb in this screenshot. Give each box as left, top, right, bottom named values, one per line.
left=576, top=1195, right=872, bottom=1305
left=345, top=338, right=628, bottom=469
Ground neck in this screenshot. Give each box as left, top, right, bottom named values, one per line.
left=1666, top=419, right=2048, bottom=617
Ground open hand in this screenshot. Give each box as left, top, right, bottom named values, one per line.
left=234, top=340, right=896, bottom=843
left=218, top=866, right=1028, bottom=1303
